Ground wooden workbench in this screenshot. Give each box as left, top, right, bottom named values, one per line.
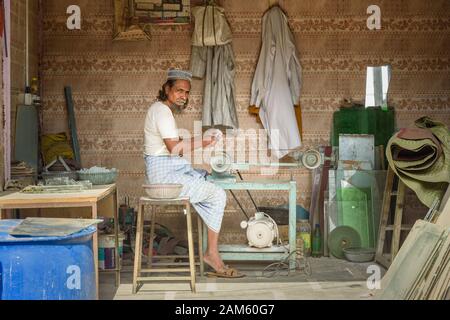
left=0, top=184, right=120, bottom=299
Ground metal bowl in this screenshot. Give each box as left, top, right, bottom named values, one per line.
left=343, top=247, right=376, bottom=263
left=143, top=184, right=183, bottom=199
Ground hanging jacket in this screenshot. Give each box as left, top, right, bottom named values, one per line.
left=190, top=4, right=239, bottom=130
left=191, top=4, right=232, bottom=47
left=250, top=6, right=302, bottom=159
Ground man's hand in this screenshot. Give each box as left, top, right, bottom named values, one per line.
left=202, top=135, right=217, bottom=148
left=203, top=129, right=222, bottom=148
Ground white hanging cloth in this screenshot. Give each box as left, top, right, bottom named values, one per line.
left=250, top=6, right=302, bottom=159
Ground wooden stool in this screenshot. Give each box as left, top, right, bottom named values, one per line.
left=132, top=197, right=204, bottom=294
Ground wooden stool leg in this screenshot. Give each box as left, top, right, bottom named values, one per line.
left=376, top=168, right=395, bottom=267
left=147, top=206, right=156, bottom=268
left=132, top=203, right=144, bottom=294
left=185, top=203, right=196, bottom=293
left=197, top=214, right=204, bottom=277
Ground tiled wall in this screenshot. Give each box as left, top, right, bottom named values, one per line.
left=41, top=0, right=450, bottom=242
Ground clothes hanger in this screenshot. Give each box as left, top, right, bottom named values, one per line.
left=266, top=0, right=288, bottom=16
left=268, top=0, right=279, bottom=8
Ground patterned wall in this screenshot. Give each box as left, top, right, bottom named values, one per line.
left=41, top=0, right=450, bottom=242
left=1, top=37, right=3, bottom=191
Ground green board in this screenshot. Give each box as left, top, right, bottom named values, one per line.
left=14, top=105, right=39, bottom=172
left=331, top=106, right=396, bottom=148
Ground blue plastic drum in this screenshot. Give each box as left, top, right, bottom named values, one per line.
left=0, top=220, right=97, bottom=300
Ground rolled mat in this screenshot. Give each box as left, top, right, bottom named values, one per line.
left=386, top=117, right=450, bottom=208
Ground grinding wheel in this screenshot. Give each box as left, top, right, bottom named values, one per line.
left=328, top=226, right=361, bottom=259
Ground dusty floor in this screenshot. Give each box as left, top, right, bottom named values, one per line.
left=99, top=257, right=386, bottom=300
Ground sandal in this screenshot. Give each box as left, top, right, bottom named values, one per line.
left=206, top=267, right=245, bottom=278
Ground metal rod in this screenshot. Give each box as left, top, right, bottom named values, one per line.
left=229, top=190, right=249, bottom=220
left=236, top=170, right=260, bottom=212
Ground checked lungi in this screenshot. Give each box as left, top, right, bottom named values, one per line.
left=144, top=155, right=226, bottom=233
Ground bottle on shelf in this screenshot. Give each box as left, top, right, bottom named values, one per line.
left=297, top=219, right=311, bottom=257
left=312, top=224, right=322, bottom=257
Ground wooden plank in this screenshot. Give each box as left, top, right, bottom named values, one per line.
left=140, top=268, right=190, bottom=273
left=18, top=194, right=116, bottom=219
left=92, top=202, right=99, bottom=299
left=150, top=262, right=201, bottom=267
left=186, top=203, right=196, bottom=292
left=0, top=185, right=116, bottom=208
left=113, top=188, right=121, bottom=286
left=385, top=225, right=413, bottom=231
left=140, top=197, right=190, bottom=206
left=64, top=86, right=81, bottom=166
left=436, top=185, right=450, bottom=228
left=419, top=235, right=450, bottom=299
left=197, top=214, right=204, bottom=276
left=137, top=276, right=191, bottom=281
left=132, top=203, right=144, bottom=294
left=391, top=180, right=406, bottom=260
left=406, top=231, right=447, bottom=299
left=375, top=167, right=395, bottom=265
left=376, top=221, right=445, bottom=300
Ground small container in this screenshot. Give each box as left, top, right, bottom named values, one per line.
left=98, top=233, right=125, bottom=270
left=297, top=219, right=311, bottom=257
left=30, top=77, right=39, bottom=95
left=312, top=224, right=322, bottom=257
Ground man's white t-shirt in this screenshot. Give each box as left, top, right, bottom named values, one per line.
left=144, top=101, right=179, bottom=156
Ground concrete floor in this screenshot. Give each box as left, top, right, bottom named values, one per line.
left=99, top=257, right=386, bottom=300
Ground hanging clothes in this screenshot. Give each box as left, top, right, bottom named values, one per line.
left=250, top=6, right=302, bottom=159
left=191, top=45, right=239, bottom=130
left=190, top=3, right=239, bottom=130
left=191, top=4, right=232, bottom=47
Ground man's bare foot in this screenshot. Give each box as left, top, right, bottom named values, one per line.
left=203, top=252, right=225, bottom=272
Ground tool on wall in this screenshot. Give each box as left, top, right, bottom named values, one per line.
left=64, top=86, right=81, bottom=167
left=1, top=0, right=7, bottom=57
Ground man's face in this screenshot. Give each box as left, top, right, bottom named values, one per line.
left=166, top=80, right=191, bottom=109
